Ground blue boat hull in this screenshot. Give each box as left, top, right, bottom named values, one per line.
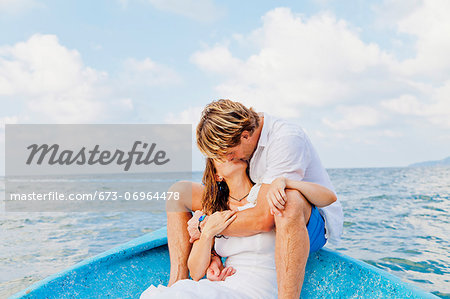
left=10, top=227, right=437, bottom=298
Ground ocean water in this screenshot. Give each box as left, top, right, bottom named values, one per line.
left=0, top=166, right=449, bottom=298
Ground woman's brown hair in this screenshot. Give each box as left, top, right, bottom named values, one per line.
left=201, top=158, right=230, bottom=215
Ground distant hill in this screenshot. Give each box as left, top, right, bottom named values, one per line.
left=408, top=156, right=450, bottom=167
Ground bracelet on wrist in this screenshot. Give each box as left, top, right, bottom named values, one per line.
left=198, top=214, right=206, bottom=233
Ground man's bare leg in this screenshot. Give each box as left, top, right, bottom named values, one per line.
left=274, top=189, right=312, bottom=299
left=166, top=181, right=204, bottom=286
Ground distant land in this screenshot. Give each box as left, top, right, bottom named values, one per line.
left=408, top=156, right=450, bottom=167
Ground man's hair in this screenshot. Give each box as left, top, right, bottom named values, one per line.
left=196, top=99, right=260, bottom=159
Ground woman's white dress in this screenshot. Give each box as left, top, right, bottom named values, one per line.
left=140, top=183, right=278, bottom=298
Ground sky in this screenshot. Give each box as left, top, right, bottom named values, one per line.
left=0, top=0, right=449, bottom=172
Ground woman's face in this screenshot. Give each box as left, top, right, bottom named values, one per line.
left=213, top=158, right=247, bottom=180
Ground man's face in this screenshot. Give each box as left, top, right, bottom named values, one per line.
left=223, top=144, right=247, bottom=162
left=222, top=131, right=256, bottom=162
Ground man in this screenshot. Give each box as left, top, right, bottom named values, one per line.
left=166, top=99, right=343, bottom=298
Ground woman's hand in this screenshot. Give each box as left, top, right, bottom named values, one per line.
left=187, top=210, right=208, bottom=243
left=202, top=210, right=237, bottom=238
left=206, top=255, right=236, bottom=281
left=267, top=177, right=287, bottom=216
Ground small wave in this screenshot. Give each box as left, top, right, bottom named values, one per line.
left=379, top=257, right=447, bottom=275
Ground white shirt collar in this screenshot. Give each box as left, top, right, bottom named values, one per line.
left=256, top=112, right=270, bottom=148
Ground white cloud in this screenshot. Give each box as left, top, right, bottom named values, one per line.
left=322, top=105, right=382, bottom=130
left=165, top=106, right=203, bottom=126
left=381, top=81, right=450, bottom=128
left=0, top=34, right=109, bottom=123
left=121, top=57, right=182, bottom=87
left=0, top=34, right=182, bottom=124
left=381, top=94, right=423, bottom=115
left=376, top=129, right=403, bottom=138
left=0, top=115, right=18, bottom=129
left=191, top=45, right=242, bottom=75
left=397, top=0, right=450, bottom=77
left=431, top=81, right=450, bottom=127
left=189, top=5, right=450, bottom=135
left=376, top=0, right=450, bottom=79
left=191, top=8, right=394, bottom=119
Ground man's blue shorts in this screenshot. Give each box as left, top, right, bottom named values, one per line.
left=307, top=206, right=327, bottom=252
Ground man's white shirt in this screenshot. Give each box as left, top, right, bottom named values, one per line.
left=249, top=112, right=343, bottom=245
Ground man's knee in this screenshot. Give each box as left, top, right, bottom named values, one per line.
left=276, top=189, right=311, bottom=226
left=166, top=181, right=194, bottom=212
left=166, top=181, right=203, bottom=212
left=168, top=180, right=192, bottom=194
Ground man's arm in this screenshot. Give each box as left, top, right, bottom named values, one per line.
left=220, top=183, right=274, bottom=237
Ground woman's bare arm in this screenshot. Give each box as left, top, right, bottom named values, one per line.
left=265, top=177, right=337, bottom=215
left=188, top=210, right=236, bottom=280
left=187, top=232, right=215, bottom=281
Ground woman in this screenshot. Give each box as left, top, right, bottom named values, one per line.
left=140, top=158, right=336, bottom=298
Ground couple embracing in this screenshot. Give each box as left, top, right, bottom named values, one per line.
left=141, top=99, right=343, bottom=298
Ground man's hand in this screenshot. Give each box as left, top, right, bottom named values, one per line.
left=206, top=255, right=236, bottom=281
left=267, top=177, right=287, bottom=216
left=187, top=210, right=208, bottom=243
